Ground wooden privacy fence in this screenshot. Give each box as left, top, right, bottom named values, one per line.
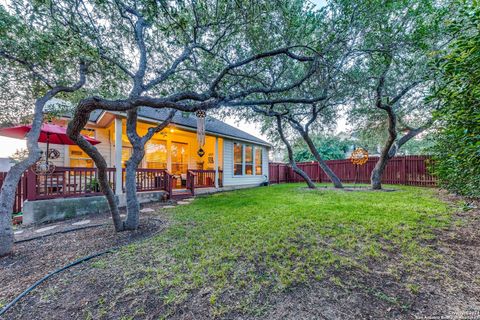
left=269, top=155, right=436, bottom=187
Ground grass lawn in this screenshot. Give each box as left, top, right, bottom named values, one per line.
left=108, top=184, right=452, bottom=318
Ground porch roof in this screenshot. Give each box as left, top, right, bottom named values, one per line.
left=88, top=108, right=271, bottom=147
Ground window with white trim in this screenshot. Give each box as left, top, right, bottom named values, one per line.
left=233, top=142, right=263, bottom=176
left=255, top=147, right=263, bottom=175
left=245, top=145, right=253, bottom=175
left=234, top=143, right=243, bottom=175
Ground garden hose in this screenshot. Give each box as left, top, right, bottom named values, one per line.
left=0, top=221, right=166, bottom=318
left=0, top=248, right=114, bottom=317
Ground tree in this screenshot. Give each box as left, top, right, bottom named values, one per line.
left=252, top=107, right=317, bottom=188
left=34, top=0, right=330, bottom=230
left=284, top=106, right=345, bottom=188
left=124, top=108, right=175, bottom=229
left=234, top=0, right=361, bottom=188
left=0, top=5, right=89, bottom=256
left=430, top=1, right=480, bottom=197
left=344, top=0, right=446, bottom=189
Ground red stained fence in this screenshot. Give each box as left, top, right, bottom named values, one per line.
left=269, top=156, right=436, bottom=187
left=0, top=172, right=27, bottom=214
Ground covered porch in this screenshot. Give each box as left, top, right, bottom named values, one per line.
left=36, top=114, right=225, bottom=195
left=0, top=115, right=228, bottom=221
left=110, top=116, right=224, bottom=192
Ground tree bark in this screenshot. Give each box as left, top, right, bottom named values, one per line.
left=0, top=98, right=43, bottom=256
left=124, top=108, right=143, bottom=230
left=124, top=108, right=175, bottom=230
left=371, top=123, right=430, bottom=190
left=67, top=103, right=124, bottom=231
left=368, top=54, right=425, bottom=190
left=0, top=62, right=87, bottom=256
left=388, top=125, right=429, bottom=158
left=275, top=116, right=316, bottom=189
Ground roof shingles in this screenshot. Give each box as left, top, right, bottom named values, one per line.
left=89, top=107, right=270, bottom=146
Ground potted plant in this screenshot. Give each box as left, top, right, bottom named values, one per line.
left=86, top=178, right=100, bottom=193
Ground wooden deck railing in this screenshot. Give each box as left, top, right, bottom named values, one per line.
left=1, top=166, right=219, bottom=214
left=0, top=172, right=27, bottom=214
left=25, top=167, right=172, bottom=201
left=186, top=169, right=223, bottom=194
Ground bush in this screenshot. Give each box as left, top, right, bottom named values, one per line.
left=431, top=1, right=480, bottom=197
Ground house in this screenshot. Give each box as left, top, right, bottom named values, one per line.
left=36, top=107, right=269, bottom=190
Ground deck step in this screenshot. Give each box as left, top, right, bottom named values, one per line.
left=171, top=191, right=193, bottom=200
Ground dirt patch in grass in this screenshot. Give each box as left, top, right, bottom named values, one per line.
left=2, top=188, right=479, bottom=319
left=0, top=203, right=170, bottom=316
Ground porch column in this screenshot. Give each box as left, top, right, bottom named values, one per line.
left=114, top=117, right=123, bottom=195
left=214, top=136, right=219, bottom=188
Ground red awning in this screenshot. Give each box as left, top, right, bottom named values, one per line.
left=0, top=123, right=101, bottom=145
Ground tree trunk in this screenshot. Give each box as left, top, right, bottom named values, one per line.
left=124, top=154, right=142, bottom=230
left=67, top=101, right=124, bottom=232
left=123, top=108, right=143, bottom=230
left=124, top=108, right=175, bottom=230
left=371, top=108, right=397, bottom=190
left=275, top=116, right=316, bottom=189
left=0, top=61, right=89, bottom=255
left=0, top=95, right=50, bottom=256
left=301, top=131, right=343, bottom=188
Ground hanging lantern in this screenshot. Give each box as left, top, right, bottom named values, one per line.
left=32, top=158, right=56, bottom=175
left=196, top=110, right=206, bottom=157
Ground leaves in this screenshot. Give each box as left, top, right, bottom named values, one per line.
left=431, top=0, right=480, bottom=197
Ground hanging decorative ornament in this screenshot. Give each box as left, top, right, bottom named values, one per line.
left=350, top=148, right=369, bottom=165
left=32, top=158, right=56, bottom=176
left=196, top=110, right=206, bottom=157
left=47, top=148, right=61, bottom=160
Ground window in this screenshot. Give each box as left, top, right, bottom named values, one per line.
left=234, top=143, right=262, bottom=176
left=121, top=147, right=132, bottom=167
left=171, top=142, right=188, bottom=174
left=234, top=143, right=243, bottom=175
left=70, top=146, right=94, bottom=168
left=144, top=139, right=167, bottom=169
left=245, top=145, right=253, bottom=175
left=69, top=129, right=96, bottom=168
left=255, top=148, right=263, bottom=175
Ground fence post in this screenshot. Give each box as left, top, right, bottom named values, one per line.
left=401, top=157, right=407, bottom=185
left=26, top=167, right=37, bottom=201
left=185, top=170, right=195, bottom=195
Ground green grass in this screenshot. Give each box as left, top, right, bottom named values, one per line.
left=113, top=184, right=451, bottom=316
